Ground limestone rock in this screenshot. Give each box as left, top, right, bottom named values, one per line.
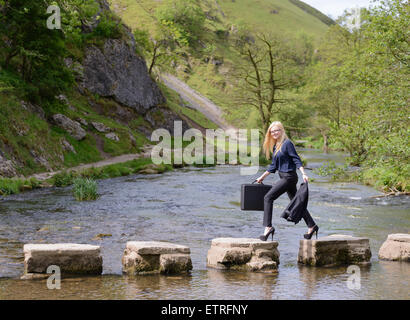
left=91, top=121, right=111, bottom=133
left=207, top=238, right=279, bottom=272
left=160, top=254, right=193, bottom=274
left=105, top=132, right=119, bottom=141
left=52, top=114, right=86, bottom=141
left=76, top=118, right=88, bottom=127
left=378, top=234, right=410, bottom=262
left=122, top=241, right=192, bottom=275
left=21, top=100, right=46, bottom=120
left=61, top=139, right=76, bottom=154
left=0, top=154, right=17, bottom=177
left=23, top=243, right=103, bottom=275
left=82, top=38, right=165, bottom=114
left=298, top=234, right=371, bottom=267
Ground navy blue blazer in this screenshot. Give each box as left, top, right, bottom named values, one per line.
left=280, top=182, right=309, bottom=224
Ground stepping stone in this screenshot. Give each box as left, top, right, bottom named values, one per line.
left=207, top=238, right=280, bottom=272
left=122, top=241, right=192, bottom=275
left=298, top=234, right=371, bottom=267
left=23, top=243, right=102, bottom=276
left=378, top=234, right=410, bottom=262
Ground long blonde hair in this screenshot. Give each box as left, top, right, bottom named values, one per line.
left=263, top=121, right=288, bottom=159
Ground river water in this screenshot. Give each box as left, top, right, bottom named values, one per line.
left=0, top=148, right=409, bottom=300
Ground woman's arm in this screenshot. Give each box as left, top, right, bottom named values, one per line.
left=298, top=166, right=309, bottom=182
left=256, top=171, right=270, bottom=183
left=287, top=140, right=308, bottom=182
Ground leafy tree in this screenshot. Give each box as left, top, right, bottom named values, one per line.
left=304, top=0, right=409, bottom=190
left=235, top=33, right=304, bottom=135
left=155, top=0, right=205, bottom=47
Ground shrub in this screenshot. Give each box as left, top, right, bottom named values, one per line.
left=53, top=171, right=77, bottom=187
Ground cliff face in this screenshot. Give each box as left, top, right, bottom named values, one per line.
left=82, top=38, right=166, bottom=113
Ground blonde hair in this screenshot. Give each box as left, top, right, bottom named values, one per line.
left=263, top=121, right=288, bottom=159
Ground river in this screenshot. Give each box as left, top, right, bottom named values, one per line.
left=0, top=148, right=409, bottom=299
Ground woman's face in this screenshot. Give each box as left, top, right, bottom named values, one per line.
left=270, top=126, right=282, bottom=140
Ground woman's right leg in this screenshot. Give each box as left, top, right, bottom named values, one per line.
left=263, top=178, right=291, bottom=227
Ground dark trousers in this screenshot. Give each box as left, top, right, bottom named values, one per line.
left=263, top=171, right=316, bottom=228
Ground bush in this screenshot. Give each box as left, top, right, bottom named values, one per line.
left=53, top=171, right=77, bottom=187
left=0, top=177, right=41, bottom=196
left=92, top=11, right=123, bottom=39
left=313, top=160, right=348, bottom=180
left=73, top=177, right=98, bottom=201
left=156, top=0, right=205, bottom=47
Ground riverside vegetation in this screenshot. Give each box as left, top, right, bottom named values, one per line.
left=0, top=0, right=408, bottom=195
left=113, top=0, right=408, bottom=193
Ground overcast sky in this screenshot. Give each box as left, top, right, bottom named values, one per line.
left=302, top=0, right=377, bottom=19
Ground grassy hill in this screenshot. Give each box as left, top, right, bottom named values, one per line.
left=109, top=0, right=331, bottom=129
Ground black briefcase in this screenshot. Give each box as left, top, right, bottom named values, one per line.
left=241, top=180, right=272, bottom=211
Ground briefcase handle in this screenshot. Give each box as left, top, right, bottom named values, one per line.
left=251, top=179, right=265, bottom=185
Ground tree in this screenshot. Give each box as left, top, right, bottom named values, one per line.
left=235, top=33, right=300, bottom=135
left=155, top=0, right=205, bottom=47
left=134, top=26, right=178, bottom=75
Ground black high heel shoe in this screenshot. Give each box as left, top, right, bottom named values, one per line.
left=259, top=227, right=275, bottom=241
left=304, top=225, right=319, bottom=240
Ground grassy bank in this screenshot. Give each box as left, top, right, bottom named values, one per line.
left=314, top=160, right=409, bottom=194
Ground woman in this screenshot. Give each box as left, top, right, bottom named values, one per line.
left=256, top=121, right=319, bottom=241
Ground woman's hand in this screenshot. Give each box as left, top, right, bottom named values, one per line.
left=256, top=176, right=264, bottom=184
left=302, top=173, right=309, bottom=183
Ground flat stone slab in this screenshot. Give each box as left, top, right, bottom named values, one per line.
left=207, top=238, right=279, bottom=272
left=23, top=243, right=102, bottom=275
left=379, top=234, right=410, bottom=262
left=125, top=241, right=190, bottom=255
left=122, top=241, right=192, bottom=275
left=298, top=234, right=371, bottom=267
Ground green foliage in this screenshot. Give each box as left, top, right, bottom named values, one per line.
left=53, top=170, right=77, bottom=187
left=303, top=0, right=409, bottom=191
left=73, top=177, right=99, bottom=201
left=155, top=0, right=205, bottom=47
left=0, top=177, right=41, bottom=196
left=0, top=0, right=75, bottom=101
left=91, top=11, right=123, bottom=39
left=313, top=161, right=349, bottom=181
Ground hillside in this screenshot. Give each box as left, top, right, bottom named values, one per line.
left=109, top=0, right=332, bottom=129
left=0, top=0, right=215, bottom=179
left=0, top=0, right=332, bottom=180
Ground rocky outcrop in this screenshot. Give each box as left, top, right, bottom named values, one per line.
left=298, top=234, right=371, bottom=267
left=207, top=238, right=280, bottom=272
left=122, top=241, right=192, bottom=274
left=105, top=132, right=119, bottom=141
left=23, top=243, right=103, bottom=276
left=0, top=153, right=17, bottom=178
left=61, top=139, right=76, bottom=154
left=91, top=121, right=111, bottom=133
left=83, top=38, right=165, bottom=114
left=52, top=114, right=86, bottom=141
left=378, top=234, right=410, bottom=262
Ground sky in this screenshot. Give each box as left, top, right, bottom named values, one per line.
left=302, top=0, right=377, bottom=19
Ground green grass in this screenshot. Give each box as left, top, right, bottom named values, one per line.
left=159, top=82, right=219, bottom=130
left=0, top=177, right=41, bottom=196
left=73, top=177, right=99, bottom=201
